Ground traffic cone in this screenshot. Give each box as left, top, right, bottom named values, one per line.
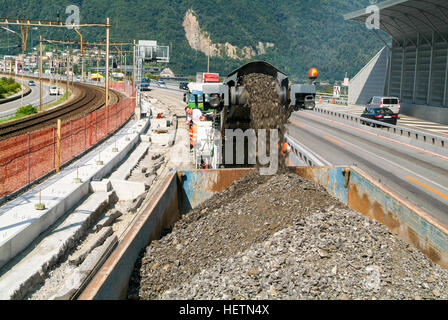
left=332, top=98, right=336, bottom=104
left=319, top=95, right=322, bottom=104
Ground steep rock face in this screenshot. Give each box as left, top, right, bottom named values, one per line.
left=182, top=9, right=274, bottom=60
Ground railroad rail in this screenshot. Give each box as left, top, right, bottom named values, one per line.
left=0, top=80, right=122, bottom=139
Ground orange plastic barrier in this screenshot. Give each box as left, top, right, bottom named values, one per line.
left=0, top=91, right=136, bottom=198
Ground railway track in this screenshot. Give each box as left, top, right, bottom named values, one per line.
left=0, top=80, right=123, bottom=140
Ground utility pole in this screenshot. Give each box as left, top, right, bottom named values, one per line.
left=55, top=54, right=59, bottom=88
left=66, top=46, right=69, bottom=94
left=39, top=35, right=42, bottom=111
left=105, top=17, right=110, bottom=132
left=132, top=39, right=135, bottom=92
left=207, top=45, right=210, bottom=73
left=71, top=56, right=74, bottom=90
left=20, top=46, right=24, bottom=108
left=105, top=17, right=110, bottom=108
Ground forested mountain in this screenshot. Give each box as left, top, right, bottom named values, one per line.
left=0, top=0, right=386, bottom=81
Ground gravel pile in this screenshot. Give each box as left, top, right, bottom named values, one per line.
left=127, top=172, right=448, bottom=300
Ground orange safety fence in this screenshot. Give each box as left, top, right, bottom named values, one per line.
left=109, top=80, right=133, bottom=96
left=0, top=91, right=136, bottom=198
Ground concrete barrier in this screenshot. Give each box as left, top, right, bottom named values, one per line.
left=79, top=171, right=181, bottom=300
left=0, top=117, right=150, bottom=270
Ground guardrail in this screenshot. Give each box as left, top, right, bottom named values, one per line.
left=311, top=106, right=448, bottom=155
left=315, top=92, right=348, bottom=105
left=285, top=133, right=325, bottom=166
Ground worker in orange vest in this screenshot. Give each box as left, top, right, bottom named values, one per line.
left=185, top=107, right=206, bottom=148
left=281, top=142, right=292, bottom=157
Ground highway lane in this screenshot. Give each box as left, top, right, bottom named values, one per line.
left=287, top=110, right=448, bottom=226
left=317, top=103, right=448, bottom=137
left=0, top=80, right=57, bottom=118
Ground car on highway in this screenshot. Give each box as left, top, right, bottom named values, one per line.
left=367, top=96, right=401, bottom=114
left=157, top=80, right=167, bottom=88
left=28, top=80, right=36, bottom=86
left=179, top=82, right=189, bottom=90
left=140, top=82, right=150, bottom=91
left=361, top=107, right=398, bottom=126
left=49, top=85, right=60, bottom=95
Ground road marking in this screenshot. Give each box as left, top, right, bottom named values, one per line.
left=407, top=176, right=448, bottom=200
left=289, top=120, right=306, bottom=128
left=324, top=136, right=344, bottom=146
left=291, top=118, right=448, bottom=194
left=398, top=120, right=440, bottom=124
left=299, top=112, right=448, bottom=162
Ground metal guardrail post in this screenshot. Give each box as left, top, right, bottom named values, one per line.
left=56, top=119, right=61, bottom=173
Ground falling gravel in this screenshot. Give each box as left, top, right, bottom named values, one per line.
left=127, top=172, right=448, bottom=300
left=242, top=73, right=292, bottom=170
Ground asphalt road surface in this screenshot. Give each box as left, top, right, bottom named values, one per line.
left=287, top=110, right=448, bottom=226
left=0, top=80, right=57, bottom=118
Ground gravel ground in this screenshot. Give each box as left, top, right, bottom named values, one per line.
left=126, top=172, right=448, bottom=300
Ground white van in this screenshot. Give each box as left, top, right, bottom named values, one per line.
left=367, top=96, right=401, bottom=114
left=49, top=85, right=59, bottom=95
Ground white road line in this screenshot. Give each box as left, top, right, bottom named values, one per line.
left=416, top=128, right=448, bottom=133
left=399, top=120, right=447, bottom=125
left=409, top=125, right=448, bottom=129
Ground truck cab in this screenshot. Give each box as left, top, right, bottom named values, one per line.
left=185, top=82, right=221, bottom=113
left=290, top=84, right=316, bottom=110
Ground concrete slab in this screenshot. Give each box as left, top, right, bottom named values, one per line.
left=151, top=118, right=170, bottom=129
left=78, top=234, right=117, bottom=275
left=140, top=135, right=151, bottom=142
left=95, top=209, right=123, bottom=231
left=90, top=180, right=111, bottom=193
left=108, top=180, right=146, bottom=201
left=50, top=234, right=118, bottom=300
left=150, top=132, right=170, bottom=145
left=0, top=191, right=114, bottom=300
left=69, top=226, right=113, bottom=266
left=0, top=115, right=150, bottom=271
left=109, top=142, right=150, bottom=181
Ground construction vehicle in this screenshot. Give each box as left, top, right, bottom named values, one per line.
left=290, top=83, right=316, bottom=110
left=190, top=61, right=318, bottom=169
left=196, top=72, right=220, bottom=83
left=184, top=82, right=221, bottom=113
left=290, top=67, right=319, bottom=110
